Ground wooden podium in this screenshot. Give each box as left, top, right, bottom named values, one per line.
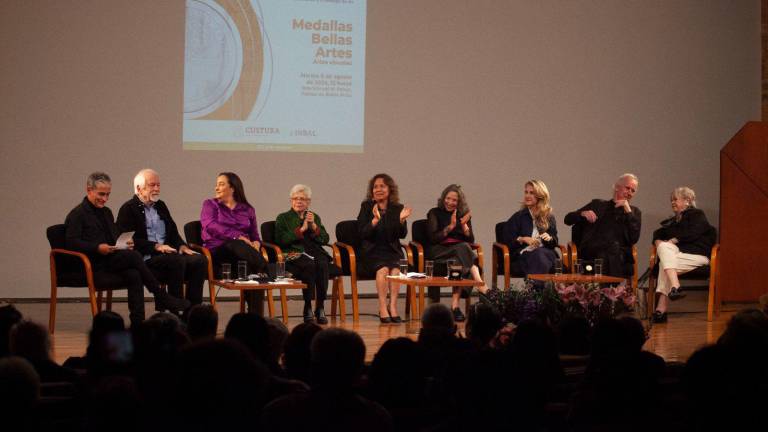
left=720, top=121, right=768, bottom=302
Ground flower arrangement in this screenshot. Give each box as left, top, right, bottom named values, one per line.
left=481, top=279, right=636, bottom=326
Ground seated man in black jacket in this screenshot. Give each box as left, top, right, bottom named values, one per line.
left=65, top=172, right=190, bottom=326
left=117, top=169, right=207, bottom=308
left=564, top=173, right=642, bottom=278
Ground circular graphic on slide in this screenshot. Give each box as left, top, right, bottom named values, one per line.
left=184, top=0, right=244, bottom=119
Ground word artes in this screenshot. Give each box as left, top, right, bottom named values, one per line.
left=312, top=33, right=352, bottom=45
left=315, top=47, right=351, bottom=59
left=292, top=19, right=353, bottom=32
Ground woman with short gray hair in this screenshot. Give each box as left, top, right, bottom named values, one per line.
left=651, top=186, right=716, bottom=323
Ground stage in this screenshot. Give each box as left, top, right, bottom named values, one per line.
left=10, top=289, right=753, bottom=364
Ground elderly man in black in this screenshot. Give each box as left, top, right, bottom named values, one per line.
left=564, top=173, right=642, bottom=278
left=65, top=172, right=190, bottom=326
left=117, top=168, right=208, bottom=308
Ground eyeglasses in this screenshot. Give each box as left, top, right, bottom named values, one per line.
left=291, top=197, right=309, bottom=202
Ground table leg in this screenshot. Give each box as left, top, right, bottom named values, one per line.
left=239, top=291, right=245, bottom=313
left=267, top=289, right=275, bottom=318
left=280, top=287, right=288, bottom=324
left=419, top=286, right=425, bottom=320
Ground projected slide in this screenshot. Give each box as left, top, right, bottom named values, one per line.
left=183, top=0, right=366, bottom=153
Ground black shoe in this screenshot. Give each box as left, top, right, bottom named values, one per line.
left=303, top=305, right=315, bottom=323
left=380, top=316, right=392, bottom=324
left=315, top=308, right=328, bottom=325
left=155, top=291, right=191, bottom=313
left=390, top=315, right=403, bottom=324
left=652, top=310, right=668, bottom=323
left=668, top=287, right=686, bottom=301
left=452, top=307, right=466, bottom=322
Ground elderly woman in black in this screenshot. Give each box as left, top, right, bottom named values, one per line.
left=651, top=187, right=716, bottom=323
left=357, top=174, right=412, bottom=323
left=426, top=184, right=488, bottom=322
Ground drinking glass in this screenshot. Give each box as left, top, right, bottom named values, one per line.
left=575, top=259, right=583, bottom=275
left=276, top=261, right=286, bottom=279
left=425, top=260, right=434, bottom=277
left=221, top=263, right=232, bottom=281
left=445, top=259, right=456, bottom=278
left=594, top=258, right=603, bottom=277
left=554, top=258, right=563, bottom=276
left=399, top=259, right=409, bottom=278
left=237, top=260, right=247, bottom=280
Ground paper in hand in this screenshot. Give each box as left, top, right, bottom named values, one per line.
left=115, top=231, right=134, bottom=250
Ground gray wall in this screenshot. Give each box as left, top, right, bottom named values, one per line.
left=0, top=0, right=760, bottom=298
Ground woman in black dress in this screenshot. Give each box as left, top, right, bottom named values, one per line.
left=357, top=174, right=412, bottom=323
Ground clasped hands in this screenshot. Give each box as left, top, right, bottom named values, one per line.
left=581, top=200, right=632, bottom=223
left=300, top=211, right=316, bottom=233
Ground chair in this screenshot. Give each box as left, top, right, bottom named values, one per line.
left=567, top=241, right=639, bottom=297
left=492, top=221, right=568, bottom=289
left=646, top=244, right=720, bottom=321
left=183, top=221, right=271, bottom=313
left=260, top=221, right=346, bottom=321
left=47, top=224, right=126, bottom=334
left=334, top=220, right=415, bottom=321
left=407, top=219, right=482, bottom=313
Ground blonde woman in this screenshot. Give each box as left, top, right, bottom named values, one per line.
left=651, top=187, right=716, bottom=323
left=502, top=180, right=559, bottom=275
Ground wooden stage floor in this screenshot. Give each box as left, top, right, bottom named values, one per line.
left=10, top=290, right=755, bottom=365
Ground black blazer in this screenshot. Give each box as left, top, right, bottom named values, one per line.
left=502, top=209, right=558, bottom=260
left=564, top=199, right=641, bottom=252
left=356, top=200, right=407, bottom=257
left=64, top=197, right=120, bottom=261
left=652, top=208, right=716, bottom=257
left=116, top=195, right=187, bottom=256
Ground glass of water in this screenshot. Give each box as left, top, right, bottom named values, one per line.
left=221, top=263, right=231, bottom=281
left=276, top=261, right=286, bottom=279
left=594, top=258, right=603, bottom=277
left=575, top=259, right=583, bottom=275
left=425, top=260, right=434, bottom=277
left=554, top=258, right=563, bottom=276
left=237, top=260, right=247, bottom=280
left=399, top=259, right=409, bottom=278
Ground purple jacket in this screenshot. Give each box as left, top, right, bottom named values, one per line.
left=200, top=198, right=260, bottom=250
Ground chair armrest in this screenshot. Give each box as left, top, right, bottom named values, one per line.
left=409, top=241, right=424, bottom=272
left=492, top=242, right=510, bottom=260
left=400, top=242, right=414, bottom=268
left=567, top=242, right=578, bottom=273
left=471, top=243, right=484, bottom=271
left=188, top=244, right=215, bottom=281
left=335, top=241, right=357, bottom=277
left=557, top=244, right=568, bottom=269
left=325, top=244, right=343, bottom=269
left=648, top=244, right=657, bottom=271
left=50, top=248, right=94, bottom=279
left=261, top=242, right=284, bottom=263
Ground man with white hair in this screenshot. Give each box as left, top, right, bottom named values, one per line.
left=116, top=169, right=207, bottom=310
left=564, top=173, right=642, bottom=278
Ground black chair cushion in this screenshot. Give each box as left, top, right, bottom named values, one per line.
left=184, top=221, right=203, bottom=246
left=261, top=221, right=276, bottom=244
left=335, top=220, right=360, bottom=249
left=48, top=224, right=127, bottom=290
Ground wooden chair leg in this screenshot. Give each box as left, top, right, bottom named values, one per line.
left=492, top=252, right=498, bottom=289
left=209, top=280, right=217, bottom=308
left=96, top=291, right=104, bottom=312
left=105, top=290, right=113, bottom=311
left=351, top=277, right=359, bottom=321
left=331, top=280, right=338, bottom=317
left=279, top=287, right=288, bottom=324
left=49, top=282, right=57, bottom=334
left=239, top=291, right=246, bottom=313
left=335, top=277, right=346, bottom=321
left=465, top=291, right=472, bottom=312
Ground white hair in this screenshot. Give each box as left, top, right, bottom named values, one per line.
left=672, top=186, right=697, bottom=208
left=614, top=173, right=639, bottom=189
left=289, top=184, right=312, bottom=199
left=133, top=168, right=159, bottom=193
